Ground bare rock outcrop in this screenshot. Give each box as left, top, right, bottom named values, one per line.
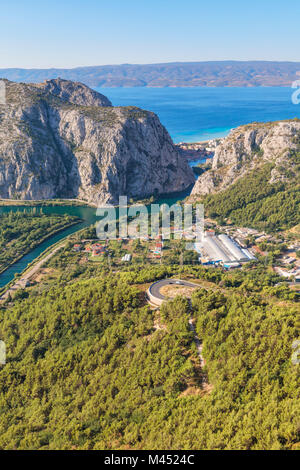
left=0, top=79, right=194, bottom=204
left=191, top=120, right=300, bottom=196
left=34, top=78, right=112, bottom=107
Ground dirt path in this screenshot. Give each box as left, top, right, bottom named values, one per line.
left=188, top=318, right=208, bottom=386
left=146, top=279, right=210, bottom=387
left=0, top=244, right=65, bottom=301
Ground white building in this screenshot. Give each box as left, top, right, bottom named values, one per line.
left=121, top=254, right=132, bottom=262
left=198, top=233, right=256, bottom=266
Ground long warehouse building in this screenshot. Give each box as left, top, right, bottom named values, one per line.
left=203, top=236, right=230, bottom=263
left=200, top=233, right=256, bottom=266
left=218, top=234, right=249, bottom=262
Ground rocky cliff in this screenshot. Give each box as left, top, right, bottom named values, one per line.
left=191, top=120, right=300, bottom=197
left=0, top=79, right=194, bottom=204
left=34, top=78, right=113, bottom=107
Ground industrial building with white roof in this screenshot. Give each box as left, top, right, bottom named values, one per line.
left=196, top=231, right=256, bottom=268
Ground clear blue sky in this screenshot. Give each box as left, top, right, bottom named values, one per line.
left=0, top=0, right=299, bottom=68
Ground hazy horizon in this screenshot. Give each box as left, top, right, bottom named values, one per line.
left=1, top=0, right=300, bottom=69
left=1, top=59, right=300, bottom=71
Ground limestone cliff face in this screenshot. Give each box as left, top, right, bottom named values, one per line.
left=0, top=79, right=194, bottom=204
left=34, top=78, right=112, bottom=107
left=191, top=120, right=300, bottom=196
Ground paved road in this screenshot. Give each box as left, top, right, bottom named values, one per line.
left=0, top=244, right=65, bottom=300
left=149, top=279, right=200, bottom=301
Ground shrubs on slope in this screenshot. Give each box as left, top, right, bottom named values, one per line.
left=0, top=266, right=298, bottom=450
left=203, top=162, right=300, bottom=231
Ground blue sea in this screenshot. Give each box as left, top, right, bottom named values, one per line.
left=0, top=86, right=298, bottom=287
left=95, top=87, right=300, bottom=143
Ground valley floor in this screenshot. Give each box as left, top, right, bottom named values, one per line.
left=0, top=224, right=298, bottom=450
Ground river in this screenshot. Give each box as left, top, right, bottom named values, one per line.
left=2, top=85, right=295, bottom=287
left=0, top=187, right=194, bottom=288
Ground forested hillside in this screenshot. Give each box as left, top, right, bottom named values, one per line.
left=202, top=162, right=300, bottom=232
left=0, top=251, right=298, bottom=450
left=0, top=210, right=80, bottom=273
left=191, top=120, right=300, bottom=232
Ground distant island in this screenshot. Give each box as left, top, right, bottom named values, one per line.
left=1, top=61, right=300, bottom=87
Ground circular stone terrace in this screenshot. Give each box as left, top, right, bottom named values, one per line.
left=147, top=279, right=200, bottom=307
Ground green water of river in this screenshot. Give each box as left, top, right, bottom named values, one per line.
left=0, top=187, right=192, bottom=288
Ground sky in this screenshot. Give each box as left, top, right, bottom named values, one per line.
left=0, top=0, right=299, bottom=68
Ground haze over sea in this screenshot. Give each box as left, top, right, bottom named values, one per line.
left=95, top=87, right=300, bottom=143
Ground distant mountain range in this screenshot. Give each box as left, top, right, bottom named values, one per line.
left=1, top=61, right=300, bottom=88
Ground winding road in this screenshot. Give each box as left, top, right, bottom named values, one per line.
left=148, top=279, right=200, bottom=305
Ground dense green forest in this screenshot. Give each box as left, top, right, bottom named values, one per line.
left=0, top=247, right=298, bottom=450
left=0, top=210, right=80, bottom=273
left=202, top=160, right=300, bottom=232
